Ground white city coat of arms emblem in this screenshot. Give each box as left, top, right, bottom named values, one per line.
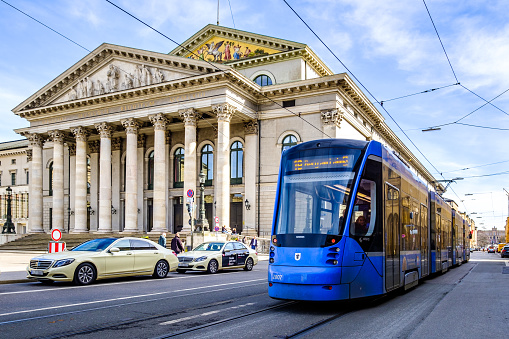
left=295, top=253, right=301, bottom=261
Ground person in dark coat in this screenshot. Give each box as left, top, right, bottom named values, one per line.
left=171, top=232, right=185, bottom=254
left=158, top=232, right=166, bottom=248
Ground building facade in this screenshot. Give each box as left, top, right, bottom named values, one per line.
left=8, top=25, right=440, bottom=236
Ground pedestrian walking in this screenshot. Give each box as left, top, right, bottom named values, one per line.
left=171, top=232, right=185, bottom=254
left=158, top=232, right=166, bottom=248
left=250, top=236, right=258, bottom=250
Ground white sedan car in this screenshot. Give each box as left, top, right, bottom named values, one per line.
left=177, top=241, right=258, bottom=274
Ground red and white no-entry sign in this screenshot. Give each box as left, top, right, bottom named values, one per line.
left=51, top=229, right=62, bottom=242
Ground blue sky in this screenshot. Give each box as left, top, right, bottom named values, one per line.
left=1, top=0, right=508, bottom=231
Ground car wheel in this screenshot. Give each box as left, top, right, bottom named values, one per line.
left=153, top=260, right=169, bottom=278
left=207, top=259, right=219, bottom=274
left=74, top=263, right=96, bottom=285
left=244, top=258, right=254, bottom=271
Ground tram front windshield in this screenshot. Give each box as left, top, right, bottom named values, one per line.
left=275, top=147, right=362, bottom=246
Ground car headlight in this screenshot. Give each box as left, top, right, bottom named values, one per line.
left=52, top=258, right=75, bottom=268
left=194, top=256, right=207, bottom=262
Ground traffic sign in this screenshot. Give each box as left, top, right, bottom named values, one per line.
left=49, top=241, right=66, bottom=253
left=51, top=229, right=62, bottom=242
left=214, top=216, right=219, bottom=223
left=214, top=226, right=220, bottom=232
left=187, top=189, right=194, bottom=198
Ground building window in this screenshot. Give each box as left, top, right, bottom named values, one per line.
left=11, top=172, right=16, bottom=186
left=0, top=173, right=2, bottom=187
left=282, top=135, right=298, bottom=152
left=26, top=171, right=29, bottom=185
left=49, top=162, right=53, bottom=196
left=201, top=144, right=214, bottom=186
left=174, top=147, right=184, bottom=188
left=11, top=159, right=16, bottom=165
left=254, top=74, right=273, bottom=86
left=230, top=141, right=243, bottom=185
left=148, top=151, right=154, bottom=190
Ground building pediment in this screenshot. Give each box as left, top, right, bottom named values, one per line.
left=170, top=24, right=307, bottom=63
left=13, top=43, right=228, bottom=114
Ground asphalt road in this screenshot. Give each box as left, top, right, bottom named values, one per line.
left=0, top=252, right=507, bottom=339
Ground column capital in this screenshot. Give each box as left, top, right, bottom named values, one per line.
left=244, top=120, right=258, bottom=135
left=68, top=143, right=76, bottom=156
left=137, top=133, right=146, bottom=148
left=48, top=130, right=66, bottom=144
left=95, top=122, right=114, bottom=138
left=88, top=140, right=100, bottom=153
left=71, top=126, right=90, bottom=142
left=26, top=149, right=33, bottom=162
left=213, top=103, right=236, bottom=122
left=121, top=118, right=141, bottom=134
left=149, top=113, right=169, bottom=130
left=179, top=108, right=200, bottom=126
left=23, top=132, right=45, bottom=148
left=321, top=108, right=343, bottom=127
left=112, top=137, right=122, bottom=151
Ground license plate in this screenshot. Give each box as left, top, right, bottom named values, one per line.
left=178, top=263, right=189, bottom=267
left=31, top=270, right=44, bottom=276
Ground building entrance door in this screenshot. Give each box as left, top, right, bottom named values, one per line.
left=230, top=202, right=243, bottom=234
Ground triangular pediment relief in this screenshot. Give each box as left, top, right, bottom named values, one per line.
left=13, top=43, right=228, bottom=113
left=171, top=24, right=307, bottom=63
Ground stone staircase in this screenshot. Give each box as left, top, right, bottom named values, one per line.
left=0, top=233, right=165, bottom=251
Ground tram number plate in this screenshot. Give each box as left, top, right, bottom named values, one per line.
left=31, top=270, right=44, bottom=276
left=178, top=263, right=189, bottom=268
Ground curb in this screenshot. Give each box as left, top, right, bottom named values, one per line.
left=0, top=278, right=31, bottom=285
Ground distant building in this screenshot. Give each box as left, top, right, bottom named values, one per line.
left=6, top=25, right=440, bottom=236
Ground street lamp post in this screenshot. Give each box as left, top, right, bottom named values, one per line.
left=195, top=170, right=209, bottom=232
left=2, top=187, right=15, bottom=234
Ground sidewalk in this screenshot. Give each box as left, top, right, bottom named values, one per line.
left=0, top=250, right=45, bottom=284
left=0, top=251, right=269, bottom=284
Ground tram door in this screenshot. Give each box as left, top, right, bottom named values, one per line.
left=420, top=204, right=429, bottom=277
left=385, top=184, right=400, bottom=291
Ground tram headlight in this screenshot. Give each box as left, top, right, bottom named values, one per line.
left=270, top=246, right=275, bottom=251
left=332, top=260, right=338, bottom=265
left=269, top=258, right=274, bottom=263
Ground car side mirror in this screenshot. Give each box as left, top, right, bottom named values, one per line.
left=110, top=247, right=120, bottom=253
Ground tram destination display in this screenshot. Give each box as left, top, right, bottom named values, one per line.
left=291, top=154, right=354, bottom=171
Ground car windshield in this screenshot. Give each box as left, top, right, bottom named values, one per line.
left=71, top=238, right=117, bottom=252
left=193, top=242, right=224, bottom=251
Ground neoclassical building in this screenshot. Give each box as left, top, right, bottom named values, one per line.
left=7, top=25, right=440, bottom=236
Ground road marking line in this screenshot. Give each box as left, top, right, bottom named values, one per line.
left=0, top=284, right=264, bottom=326
left=0, top=279, right=265, bottom=317
left=0, top=269, right=256, bottom=296
left=159, top=303, right=255, bottom=325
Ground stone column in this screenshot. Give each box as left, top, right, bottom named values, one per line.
left=137, top=134, right=145, bottom=231
left=88, top=140, right=100, bottom=231
left=321, top=109, right=343, bottom=138
left=213, top=103, right=235, bottom=231
left=68, top=143, right=76, bottom=232
left=244, top=120, right=258, bottom=235
left=179, top=108, right=199, bottom=232
left=49, top=130, right=65, bottom=232
left=95, top=122, right=113, bottom=233
left=71, top=127, right=90, bottom=233
left=121, top=118, right=141, bottom=233
left=165, top=131, right=171, bottom=232
left=111, top=137, right=122, bottom=232
left=25, top=133, right=44, bottom=233
left=149, top=113, right=169, bottom=233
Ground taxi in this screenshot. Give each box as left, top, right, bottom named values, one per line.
left=26, top=237, right=178, bottom=285
left=177, top=241, right=258, bottom=274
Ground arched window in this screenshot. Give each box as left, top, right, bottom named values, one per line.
left=230, top=141, right=243, bottom=184
left=174, top=147, right=184, bottom=188
left=254, top=74, right=273, bottom=86
left=201, top=145, right=213, bottom=186
left=49, top=162, right=53, bottom=196
left=282, top=135, right=298, bottom=152
left=148, top=151, right=154, bottom=190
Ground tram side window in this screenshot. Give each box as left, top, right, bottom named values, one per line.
left=350, top=179, right=376, bottom=236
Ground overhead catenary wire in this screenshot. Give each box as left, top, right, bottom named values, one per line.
left=379, top=82, right=460, bottom=106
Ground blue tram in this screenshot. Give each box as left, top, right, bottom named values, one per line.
left=268, top=139, right=469, bottom=301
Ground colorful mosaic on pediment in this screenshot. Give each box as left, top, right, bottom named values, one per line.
left=186, top=37, right=281, bottom=63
